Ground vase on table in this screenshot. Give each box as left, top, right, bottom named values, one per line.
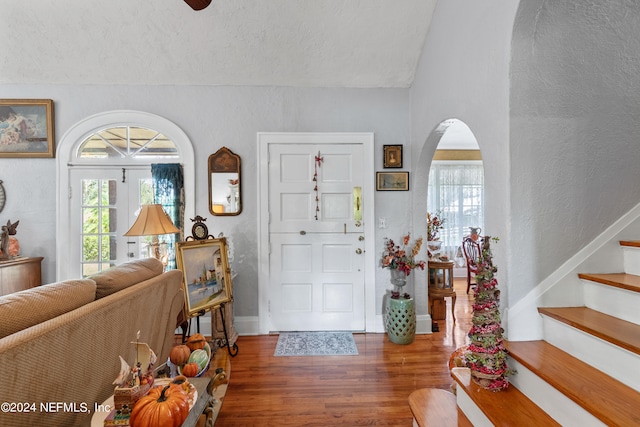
left=389, top=268, right=407, bottom=292
left=427, top=240, right=442, bottom=260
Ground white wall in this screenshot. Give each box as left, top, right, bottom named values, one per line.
left=0, top=84, right=410, bottom=323
left=510, top=0, right=640, bottom=303
left=409, top=0, right=519, bottom=330
left=409, top=0, right=640, bottom=339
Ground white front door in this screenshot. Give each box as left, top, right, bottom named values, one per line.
left=258, top=133, right=375, bottom=333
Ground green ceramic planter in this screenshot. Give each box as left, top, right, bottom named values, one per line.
left=385, top=297, right=416, bottom=345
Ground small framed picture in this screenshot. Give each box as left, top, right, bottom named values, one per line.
left=0, top=99, right=55, bottom=158
left=376, top=171, right=409, bottom=191
left=383, top=145, right=403, bottom=168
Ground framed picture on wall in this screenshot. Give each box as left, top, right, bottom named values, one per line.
left=0, top=99, right=55, bottom=158
left=383, top=145, right=403, bottom=168
left=376, top=171, right=409, bottom=191
left=176, top=238, right=233, bottom=317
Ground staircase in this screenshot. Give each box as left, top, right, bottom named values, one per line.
left=452, top=240, right=640, bottom=426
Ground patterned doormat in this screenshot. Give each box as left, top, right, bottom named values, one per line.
left=274, top=331, right=358, bottom=356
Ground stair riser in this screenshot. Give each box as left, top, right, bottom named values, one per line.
left=455, top=387, right=493, bottom=427
left=508, top=359, right=606, bottom=426
left=583, top=281, right=640, bottom=325
left=541, top=315, right=640, bottom=392
left=623, top=247, right=640, bottom=275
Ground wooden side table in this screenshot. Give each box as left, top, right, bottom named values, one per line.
left=427, top=260, right=456, bottom=322
left=0, top=256, right=43, bottom=296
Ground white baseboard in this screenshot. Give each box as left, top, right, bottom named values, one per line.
left=234, top=314, right=433, bottom=335
left=235, top=316, right=260, bottom=335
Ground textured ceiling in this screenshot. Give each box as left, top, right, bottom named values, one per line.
left=0, top=0, right=436, bottom=88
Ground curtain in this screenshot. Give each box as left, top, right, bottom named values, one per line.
left=151, top=163, right=184, bottom=270
left=428, top=162, right=484, bottom=266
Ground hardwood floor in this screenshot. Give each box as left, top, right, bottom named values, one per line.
left=215, top=279, right=473, bottom=426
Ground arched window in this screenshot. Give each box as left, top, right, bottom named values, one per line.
left=77, top=126, right=178, bottom=159
left=57, top=111, right=194, bottom=280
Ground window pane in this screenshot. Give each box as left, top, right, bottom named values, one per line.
left=82, top=207, right=98, bottom=234
left=83, top=264, right=99, bottom=277
left=78, top=126, right=178, bottom=159
left=82, top=180, right=98, bottom=205
left=139, top=179, right=154, bottom=205
left=83, top=236, right=99, bottom=261
left=101, top=180, right=116, bottom=206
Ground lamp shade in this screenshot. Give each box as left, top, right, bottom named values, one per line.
left=124, top=204, right=180, bottom=236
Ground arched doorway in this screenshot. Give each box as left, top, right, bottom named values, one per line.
left=56, top=111, right=195, bottom=280
left=427, top=119, right=483, bottom=276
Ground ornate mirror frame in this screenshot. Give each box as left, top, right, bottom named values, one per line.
left=208, top=147, right=242, bottom=216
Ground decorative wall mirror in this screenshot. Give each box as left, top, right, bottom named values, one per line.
left=208, top=147, right=242, bottom=216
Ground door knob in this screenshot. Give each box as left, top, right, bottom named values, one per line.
left=355, top=248, right=363, bottom=254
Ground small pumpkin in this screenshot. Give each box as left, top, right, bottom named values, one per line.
left=185, top=333, right=206, bottom=351
left=169, top=345, right=191, bottom=366
left=129, top=384, right=189, bottom=427
left=181, top=362, right=200, bottom=377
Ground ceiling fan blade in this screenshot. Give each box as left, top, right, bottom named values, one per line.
left=184, top=0, right=212, bottom=11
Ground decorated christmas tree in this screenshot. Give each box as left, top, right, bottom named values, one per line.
left=466, top=236, right=513, bottom=391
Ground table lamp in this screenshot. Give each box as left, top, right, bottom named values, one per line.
left=124, top=204, right=180, bottom=261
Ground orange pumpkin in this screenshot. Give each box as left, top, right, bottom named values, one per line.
left=185, top=333, right=206, bottom=351
left=181, top=362, right=200, bottom=377
left=129, top=384, right=189, bottom=427
left=169, top=345, right=191, bottom=366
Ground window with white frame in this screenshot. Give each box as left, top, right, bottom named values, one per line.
left=427, top=161, right=484, bottom=265
left=57, top=111, right=194, bottom=281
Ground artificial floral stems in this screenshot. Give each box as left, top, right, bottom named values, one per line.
left=381, top=234, right=425, bottom=298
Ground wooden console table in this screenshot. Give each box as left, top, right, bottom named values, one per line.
left=0, top=256, right=43, bottom=296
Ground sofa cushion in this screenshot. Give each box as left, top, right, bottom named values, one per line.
left=0, top=279, right=96, bottom=339
left=91, top=257, right=164, bottom=299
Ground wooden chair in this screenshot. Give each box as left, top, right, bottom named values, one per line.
left=462, top=237, right=481, bottom=294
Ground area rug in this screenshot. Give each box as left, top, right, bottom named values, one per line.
left=274, top=331, right=358, bottom=356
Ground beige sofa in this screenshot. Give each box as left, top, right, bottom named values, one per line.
left=0, top=258, right=184, bottom=427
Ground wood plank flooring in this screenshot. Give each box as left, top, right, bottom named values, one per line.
left=215, top=279, right=473, bottom=426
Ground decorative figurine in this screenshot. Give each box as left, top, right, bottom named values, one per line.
left=0, top=219, right=19, bottom=260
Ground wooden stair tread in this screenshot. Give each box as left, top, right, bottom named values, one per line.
left=408, top=388, right=472, bottom=427
left=620, top=240, right=640, bottom=248
left=506, top=340, right=640, bottom=426
left=578, top=272, right=640, bottom=293
left=452, top=367, right=559, bottom=426
left=538, top=306, right=640, bottom=355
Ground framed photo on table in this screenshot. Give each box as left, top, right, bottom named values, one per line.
left=176, top=238, right=233, bottom=317
left=0, top=99, right=55, bottom=158
left=376, top=171, right=409, bottom=191
left=383, top=145, right=403, bottom=168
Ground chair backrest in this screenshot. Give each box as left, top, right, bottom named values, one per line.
left=462, top=237, right=481, bottom=270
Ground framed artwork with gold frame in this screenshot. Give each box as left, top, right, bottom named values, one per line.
left=176, top=238, right=233, bottom=317
left=376, top=171, right=409, bottom=191
left=0, top=99, right=55, bottom=158
left=383, top=145, right=402, bottom=168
